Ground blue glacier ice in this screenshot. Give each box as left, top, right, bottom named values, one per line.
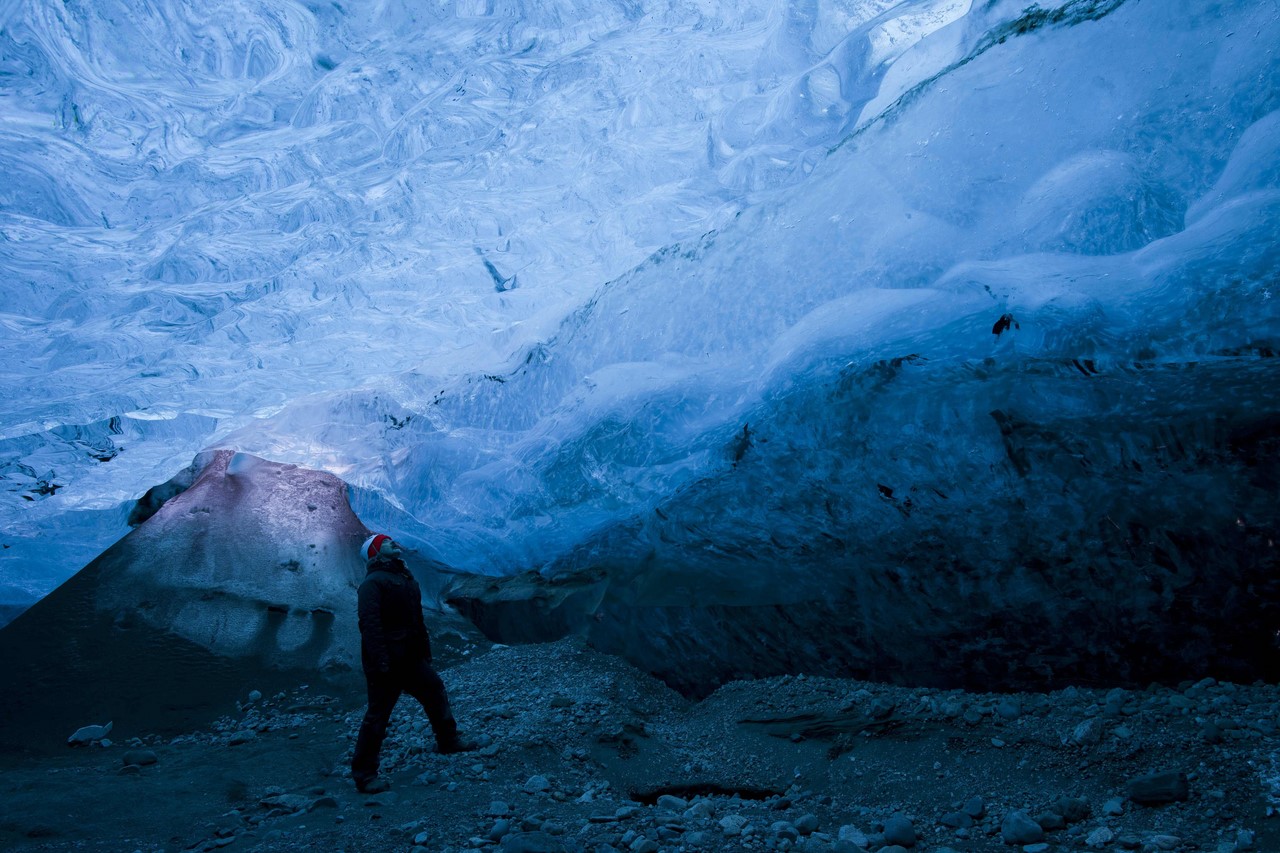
left=1, top=0, right=1278, bottom=686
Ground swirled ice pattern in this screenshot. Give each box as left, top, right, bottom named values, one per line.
left=1, top=0, right=1278, bottom=612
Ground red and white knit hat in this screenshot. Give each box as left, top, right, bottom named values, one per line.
left=359, top=533, right=392, bottom=562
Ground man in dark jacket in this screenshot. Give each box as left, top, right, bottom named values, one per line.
left=351, top=533, right=475, bottom=793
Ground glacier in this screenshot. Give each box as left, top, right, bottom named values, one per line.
left=1, top=0, right=1278, bottom=685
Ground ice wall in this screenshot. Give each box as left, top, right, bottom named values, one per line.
left=2, top=0, right=1278, bottom=679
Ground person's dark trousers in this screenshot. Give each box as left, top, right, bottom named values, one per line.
left=351, top=657, right=458, bottom=785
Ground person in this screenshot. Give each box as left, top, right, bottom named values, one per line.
left=350, top=533, right=476, bottom=793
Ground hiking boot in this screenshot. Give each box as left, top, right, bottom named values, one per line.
left=356, top=777, right=391, bottom=794
left=436, top=735, right=482, bottom=754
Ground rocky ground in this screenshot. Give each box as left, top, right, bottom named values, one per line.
left=1, top=627, right=1277, bottom=853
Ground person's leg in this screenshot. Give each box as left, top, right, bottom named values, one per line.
left=351, top=674, right=401, bottom=788
left=402, top=659, right=460, bottom=750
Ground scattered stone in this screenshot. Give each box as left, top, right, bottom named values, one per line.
left=1086, top=826, right=1115, bottom=847
left=247, top=690, right=263, bottom=703
left=684, top=800, right=715, bottom=820
left=1054, top=797, right=1091, bottom=823
left=1001, top=811, right=1045, bottom=845
left=963, top=797, right=986, bottom=819
left=524, top=775, right=551, bottom=794
left=1127, top=772, right=1190, bottom=805
left=656, top=794, right=688, bottom=812
left=228, top=730, right=257, bottom=746
left=795, top=813, right=819, bottom=835
left=838, top=824, right=869, bottom=847
left=1034, top=811, right=1065, bottom=831
left=1150, top=836, right=1182, bottom=851
left=499, top=831, right=566, bottom=853
left=306, top=796, right=338, bottom=812
left=996, top=699, right=1022, bottom=721
left=121, top=749, right=157, bottom=767
left=941, top=811, right=974, bottom=829
left=772, top=820, right=799, bottom=842
left=488, top=819, right=512, bottom=841
left=1023, top=845, right=1050, bottom=853
left=883, top=814, right=916, bottom=848
left=489, top=801, right=512, bottom=817
left=1103, top=797, right=1125, bottom=816
left=720, top=814, right=748, bottom=836
left=67, top=722, right=113, bottom=746
left=117, top=764, right=141, bottom=776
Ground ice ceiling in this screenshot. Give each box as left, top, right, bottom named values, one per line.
left=1, top=0, right=1277, bottom=617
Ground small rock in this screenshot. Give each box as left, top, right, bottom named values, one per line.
left=1103, top=797, right=1125, bottom=816
left=720, top=815, right=748, bottom=836
left=997, top=700, right=1022, bottom=721
left=631, top=838, right=659, bottom=853
left=524, top=775, right=551, bottom=794
left=67, top=722, right=113, bottom=746
left=228, top=731, right=257, bottom=746
left=306, top=796, right=338, bottom=812
left=941, top=812, right=974, bottom=829
left=1023, top=845, right=1051, bottom=853
left=772, top=821, right=800, bottom=842
left=1053, top=797, right=1091, bottom=823
left=248, top=690, right=262, bottom=703
left=489, top=801, right=512, bottom=817
left=838, top=825, right=869, bottom=847
left=657, top=794, right=688, bottom=812
left=684, top=800, right=715, bottom=820
left=795, top=814, right=819, bottom=835
left=963, top=797, right=986, bottom=819
left=1127, top=772, right=1189, bottom=805
left=883, top=814, right=916, bottom=848
left=1150, top=836, right=1182, bottom=851
left=117, top=764, right=141, bottom=776
left=122, top=750, right=158, bottom=767
left=1001, top=811, right=1045, bottom=845
left=500, top=831, right=567, bottom=853
left=1086, top=826, right=1115, bottom=847
left=1072, top=719, right=1104, bottom=745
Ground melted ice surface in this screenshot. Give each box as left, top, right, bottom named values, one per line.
left=1, top=0, right=1277, bottom=601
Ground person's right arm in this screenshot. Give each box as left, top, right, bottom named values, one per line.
left=357, top=578, right=392, bottom=674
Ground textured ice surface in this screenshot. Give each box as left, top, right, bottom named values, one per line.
left=1, top=0, right=1278, bottom=619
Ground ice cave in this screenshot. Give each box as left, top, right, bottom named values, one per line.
left=2, top=0, right=1279, bottom=716
left=2, top=1, right=1280, bottom=851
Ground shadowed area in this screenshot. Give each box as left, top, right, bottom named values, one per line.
left=0, top=450, right=375, bottom=751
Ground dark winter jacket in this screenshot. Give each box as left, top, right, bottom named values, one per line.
left=357, top=554, right=432, bottom=675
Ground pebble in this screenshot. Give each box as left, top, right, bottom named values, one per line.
left=524, top=775, right=551, bottom=794
left=941, top=811, right=973, bottom=829
left=1103, top=797, right=1125, bottom=816
left=720, top=814, right=748, bottom=836
left=795, top=813, right=819, bottom=835
left=1151, top=836, right=1182, bottom=850
left=228, top=731, right=257, bottom=746
left=963, top=796, right=986, bottom=819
